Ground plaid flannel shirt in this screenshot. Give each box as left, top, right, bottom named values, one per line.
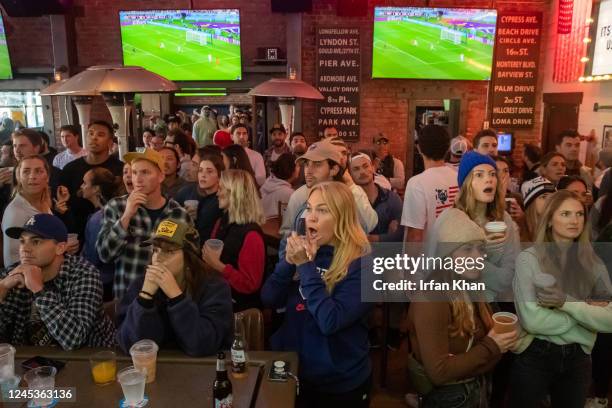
left=0, top=255, right=116, bottom=350
left=96, top=195, right=192, bottom=299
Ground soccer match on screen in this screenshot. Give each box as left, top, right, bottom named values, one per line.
left=0, top=15, right=12, bottom=80
left=120, top=9, right=242, bottom=81
left=372, top=7, right=497, bottom=80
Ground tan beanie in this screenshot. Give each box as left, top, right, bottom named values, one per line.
left=435, top=208, right=486, bottom=258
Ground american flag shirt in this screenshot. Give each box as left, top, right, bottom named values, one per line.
left=0, top=255, right=116, bottom=350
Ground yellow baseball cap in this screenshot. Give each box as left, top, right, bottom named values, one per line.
left=123, top=148, right=164, bottom=172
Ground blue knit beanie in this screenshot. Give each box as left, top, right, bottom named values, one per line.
left=457, top=151, right=497, bottom=187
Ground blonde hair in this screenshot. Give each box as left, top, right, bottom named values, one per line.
left=454, top=168, right=505, bottom=223
left=449, top=298, right=494, bottom=338
left=220, top=169, right=264, bottom=225
left=534, top=190, right=600, bottom=298
left=307, top=181, right=370, bottom=293
left=524, top=203, right=539, bottom=241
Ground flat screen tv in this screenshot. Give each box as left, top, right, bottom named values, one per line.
left=0, top=15, right=12, bottom=80
left=372, top=7, right=497, bottom=80
left=592, top=0, right=612, bottom=76
left=497, top=132, right=513, bottom=154
left=119, top=9, right=242, bottom=81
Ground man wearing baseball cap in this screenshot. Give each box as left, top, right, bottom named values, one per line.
left=279, top=138, right=378, bottom=258
left=96, top=148, right=192, bottom=299
left=0, top=214, right=115, bottom=349
left=374, top=133, right=405, bottom=190
left=263, top=124, right=290, bottom=174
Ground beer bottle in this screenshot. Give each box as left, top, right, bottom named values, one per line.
left=213, top=351, right=233, bottom=408
left=230, top=313, right=247, bottom=378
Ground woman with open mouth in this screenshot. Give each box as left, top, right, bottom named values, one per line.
left=261, top=181, right=373, bottom=407
left=433, top=150, right=521, bottom=302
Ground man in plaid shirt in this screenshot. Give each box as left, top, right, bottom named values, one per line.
left=96, top=149, right=191, bottom=299
left=0, top=214, right=115, bottom=349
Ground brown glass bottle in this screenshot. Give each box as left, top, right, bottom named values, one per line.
left=213, top=351, right=233, bottom=408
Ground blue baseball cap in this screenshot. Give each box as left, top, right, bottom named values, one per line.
left=5, top=214, right=68, bottom=243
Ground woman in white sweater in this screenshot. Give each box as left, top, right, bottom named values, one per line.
left=510, top=190, right=612, bottom=408
left=2, top=155, right=52, bottom=267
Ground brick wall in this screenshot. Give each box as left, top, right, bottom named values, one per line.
left=301, top=0, right=551, bottom=171
left=4, top=16, right=53, bottom=67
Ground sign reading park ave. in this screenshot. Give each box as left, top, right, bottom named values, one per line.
left=316, top=27, right=361, bottom=141
left=490, top=12, right=542, bottom=129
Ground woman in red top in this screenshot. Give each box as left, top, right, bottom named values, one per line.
left=202, top=169, right=265, bottom=311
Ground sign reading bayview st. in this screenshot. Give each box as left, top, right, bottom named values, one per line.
left=490, top=12, right=542, bottom=129
left=316, top=27, right=361, bottom=141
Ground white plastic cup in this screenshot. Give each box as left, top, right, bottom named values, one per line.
left=533, top=273, right=556, bottom=289
left=205, top=239, right=224, bottom=253
left=484, top=221, right=507, bottom=234
left=67, top=233, right=78, bottom=245
left=0, top=344, right=15, bottom=380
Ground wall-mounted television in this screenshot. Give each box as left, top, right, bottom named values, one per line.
left=592, top=0, right=612, bottom=76
left=497, top=131, right=514, bottom=154
left=372, top=7, right=497, bottom=80
left=0, top=15, right=13, bottom=80
left=119, top=9, right=242, bottom=81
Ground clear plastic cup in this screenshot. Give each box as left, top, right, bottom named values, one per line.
left=117, top=366, right=147, bottom=407
left=533, top=273, right=556, bottom=289
left=0, top=374, right=20, bottom=402
left=24, top=366, right=57, bottom=407
left=184, top=200, right=199, bottom=219
left=90, top=350, right=117, bottom=386
left=205, top=239, right=224, bottom=253
left=492, top=312, right=518, bottom=334
left=129, top=340, right=158, bottom=383
left=0, top=344, right=15, bottom=379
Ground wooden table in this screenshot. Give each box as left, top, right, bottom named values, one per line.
left=3, top=347, right=297, bottom=408
left=261, top=217, right=281, bottom=248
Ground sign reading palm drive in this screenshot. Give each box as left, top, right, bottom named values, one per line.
left=490, top=12, right=542, bottom=129
left=316, top=27, right=361, bottom=141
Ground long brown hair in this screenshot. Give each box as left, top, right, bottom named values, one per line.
left=534, top=190, right=601, bottom=299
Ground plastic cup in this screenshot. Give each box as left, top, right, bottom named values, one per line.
left=0, top=375, right=20, bottom=401
left=90, top=350, right=117, bottom=386
left=129, top=340, right=158, bottom=384
left=184, top=200, right=199, bottom=219
left=117, top=366, right=147, bottom=407
left=484, top=221, right=507, bottom=234
left=492, top=312, right=518, bottom=334
left=24, top=366, right=57, bottom=407
left=0, top=344, right=15, bottom=379
left=533, top=273, right=556, bottom=289
left=205, top=239, right=224, bottom=253
left=67, top=233, right=79, bottom=245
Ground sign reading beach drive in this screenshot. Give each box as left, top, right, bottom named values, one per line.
left=490, top=12, right=542, bottom=129
left=316, top=27, right=361, bottom=141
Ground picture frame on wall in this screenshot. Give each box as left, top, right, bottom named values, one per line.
left=603, top=125, right=612, bottom=149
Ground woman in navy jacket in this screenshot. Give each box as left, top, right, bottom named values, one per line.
left=262, top=181, right=373, bottom=407
left=117, top=218, right=233, bottom=356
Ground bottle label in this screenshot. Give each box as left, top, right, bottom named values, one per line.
left=231, top=349, right=246, bottom=363
left=215, top=395, right=233, bottom=408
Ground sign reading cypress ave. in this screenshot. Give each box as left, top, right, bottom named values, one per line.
left=316, top=27, right=361, bottom=141
left=490, top=12, right=542, bottom=129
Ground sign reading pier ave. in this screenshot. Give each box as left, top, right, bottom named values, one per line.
left=316, top=27, right=361, bottom=141
left=490, top=12, right=542, bottom=129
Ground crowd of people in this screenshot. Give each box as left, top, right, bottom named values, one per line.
left=0, top=106, right=610, bottom=408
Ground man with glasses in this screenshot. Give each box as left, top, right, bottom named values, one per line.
left=374, top=133, right=405, bottom=190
